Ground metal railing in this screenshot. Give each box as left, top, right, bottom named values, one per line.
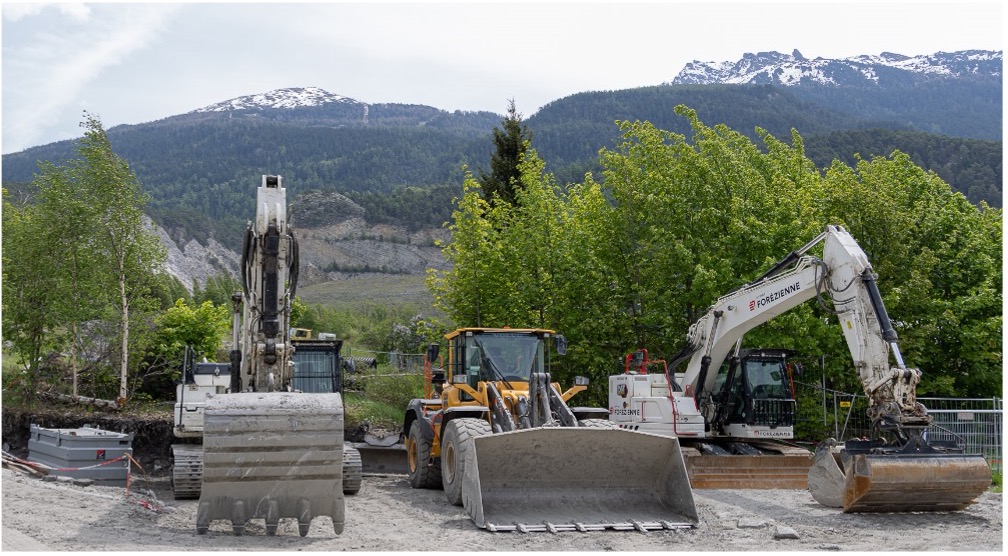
left=794, top=380, right=1002, bottom=473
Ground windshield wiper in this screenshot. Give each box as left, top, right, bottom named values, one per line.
left=473, top=338, right=514, bottom=390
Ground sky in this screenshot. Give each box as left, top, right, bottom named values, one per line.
left=1, top=1, right=1004, bottom=154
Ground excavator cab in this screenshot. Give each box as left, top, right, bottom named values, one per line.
left=711, top=349, right=796, bottom=439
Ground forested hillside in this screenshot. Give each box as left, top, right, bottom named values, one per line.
left=2, top=80, right=1001, bottom=249
left=803, top=130, right=1003, bottom=207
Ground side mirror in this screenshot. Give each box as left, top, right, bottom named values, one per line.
left=426, top=343, right=440, bottom=363
left=555, top=335, right=567, bottom=356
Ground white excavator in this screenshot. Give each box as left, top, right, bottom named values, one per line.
left=610, top=224, right=991, bottom=511
left=171, top=175, right=359, bottom=536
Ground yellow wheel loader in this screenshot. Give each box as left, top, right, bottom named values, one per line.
left=404, top=327, right=697, bottom=533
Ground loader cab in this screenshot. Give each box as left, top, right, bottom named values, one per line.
left=711, top=349, right=796, bottom=437
left=444, top=328, right=554, bottom=403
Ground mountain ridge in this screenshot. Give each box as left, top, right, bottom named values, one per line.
left=671, top=49, right=1002, bottom=87
left=2, top=49, right=1000, bottom=293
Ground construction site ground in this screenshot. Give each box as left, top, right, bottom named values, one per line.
left=1, top=465, right=1002, bottom=551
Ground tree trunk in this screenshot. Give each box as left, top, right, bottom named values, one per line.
left=70, top=321, right=79, bottom=398
left=118, top=266, right=129, bottom=405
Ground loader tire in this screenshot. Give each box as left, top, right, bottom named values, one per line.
left=407, top=421, right=441, bottom=489
left=441, top=418, right=492, bottom=506
left=578, top=418, right=615, bottom=429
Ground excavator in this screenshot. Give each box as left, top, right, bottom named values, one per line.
left=404, top=327, right=698, bottom=532
left=610, top=224, right=990, bottom=511
left=171, top=175, right=360, bottom=536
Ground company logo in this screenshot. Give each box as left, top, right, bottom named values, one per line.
left=753, top=429, right=792, bottom=438
left=612, top=408, right=641, bottom=417
left=750, top=281, right=801, bottom=311
left=616, top=383, right=629, bottom=398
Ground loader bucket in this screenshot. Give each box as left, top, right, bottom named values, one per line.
left=808, top=439, right=991, bottom=513
left=460, top=428, right=697, bottom=532
left=197, top=392, right=345, bottom=536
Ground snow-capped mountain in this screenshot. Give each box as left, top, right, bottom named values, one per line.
left=194, top=86, right=363, bottom=112
left=670, top=49, right=1002, bottom=87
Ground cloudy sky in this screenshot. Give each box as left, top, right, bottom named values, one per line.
left=2, top=1, right=1003, bottom=154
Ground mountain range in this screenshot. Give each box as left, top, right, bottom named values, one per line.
left=2, top=50, right=1001, bottom=293
left=671, top=49, right=1002, bottom=86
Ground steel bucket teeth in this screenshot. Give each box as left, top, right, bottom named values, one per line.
left=196, top=392, right=346, bottom=536
left=461, top=428, right=698, bottom=532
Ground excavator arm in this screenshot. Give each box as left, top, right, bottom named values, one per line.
left=677, top=225, right=989, bottom=512
left=679, top=225, right=929, bottom=438
left=235, top=174, right=299, bottom=392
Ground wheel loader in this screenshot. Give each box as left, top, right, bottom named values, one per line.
left=404, top=327, right=697, bottom=533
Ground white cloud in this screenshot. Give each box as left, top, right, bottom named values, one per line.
left=1, top=1, right=1002, bottom=154
left=2, top=2, right=91, bottom=22
left=2, top=3, right=182, bottom=151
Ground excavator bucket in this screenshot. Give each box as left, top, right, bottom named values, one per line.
left=197, top=392, right=345, bottom=536
left=808, top=439, right=991, bottom=513
left=461, top=428, right=697, bottom=532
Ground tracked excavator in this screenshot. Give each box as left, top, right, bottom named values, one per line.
left=610, top=225, right=990, bottom=511
left=171, top=175, right=360, bottom=536
left=405, top=327, right=698, bottom=532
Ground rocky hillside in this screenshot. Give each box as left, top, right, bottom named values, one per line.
left=159, top=189, right=448, bottom=293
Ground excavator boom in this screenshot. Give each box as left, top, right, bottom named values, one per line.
left=617, top=225, right=990, bottom=510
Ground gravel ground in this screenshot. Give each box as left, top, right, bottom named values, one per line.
left=1, top=466, right=1002, bottom=551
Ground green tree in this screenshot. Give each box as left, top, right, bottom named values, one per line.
left=31, top=157, right=106, bottom=398
left=1, top=190, right=61, bottom=404
left=2, top=114, right=168, bottom=405
left=74, top=113, right=167, bottom=403
left=426, top=171, right=507, bottom=327
left=429, top=104, right=1002, bottom=405
left=193, top=272, right=242, bottom=306
left=137, top=299, right=230, bottom=399
left=478, top=99, right=533, bottom=206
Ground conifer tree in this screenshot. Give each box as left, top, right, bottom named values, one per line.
left=478, top=99, right=533, bottom=205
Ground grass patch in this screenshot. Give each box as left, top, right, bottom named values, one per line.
left=344, top=364, right=425, bottom=430
left=991, top=471, right=1002, bottom=493
left=298, top=274, right=436, bottom=312
left=345, top=393, right=405, bottom=429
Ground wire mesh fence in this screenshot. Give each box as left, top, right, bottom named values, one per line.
left=339, top=348, right=427, bottom=394
left=794, top=379, right=1002, bottom=473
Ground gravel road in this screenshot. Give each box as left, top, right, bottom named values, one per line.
left=0, top=467, right=1002, bottom=551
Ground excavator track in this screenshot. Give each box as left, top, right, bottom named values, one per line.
left=170, top=444, right=203, bottom=500
left=342, top=443, right=362, bottom=495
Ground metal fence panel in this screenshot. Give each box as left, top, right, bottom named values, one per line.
left=794, top=381, right=1001, bottom=474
